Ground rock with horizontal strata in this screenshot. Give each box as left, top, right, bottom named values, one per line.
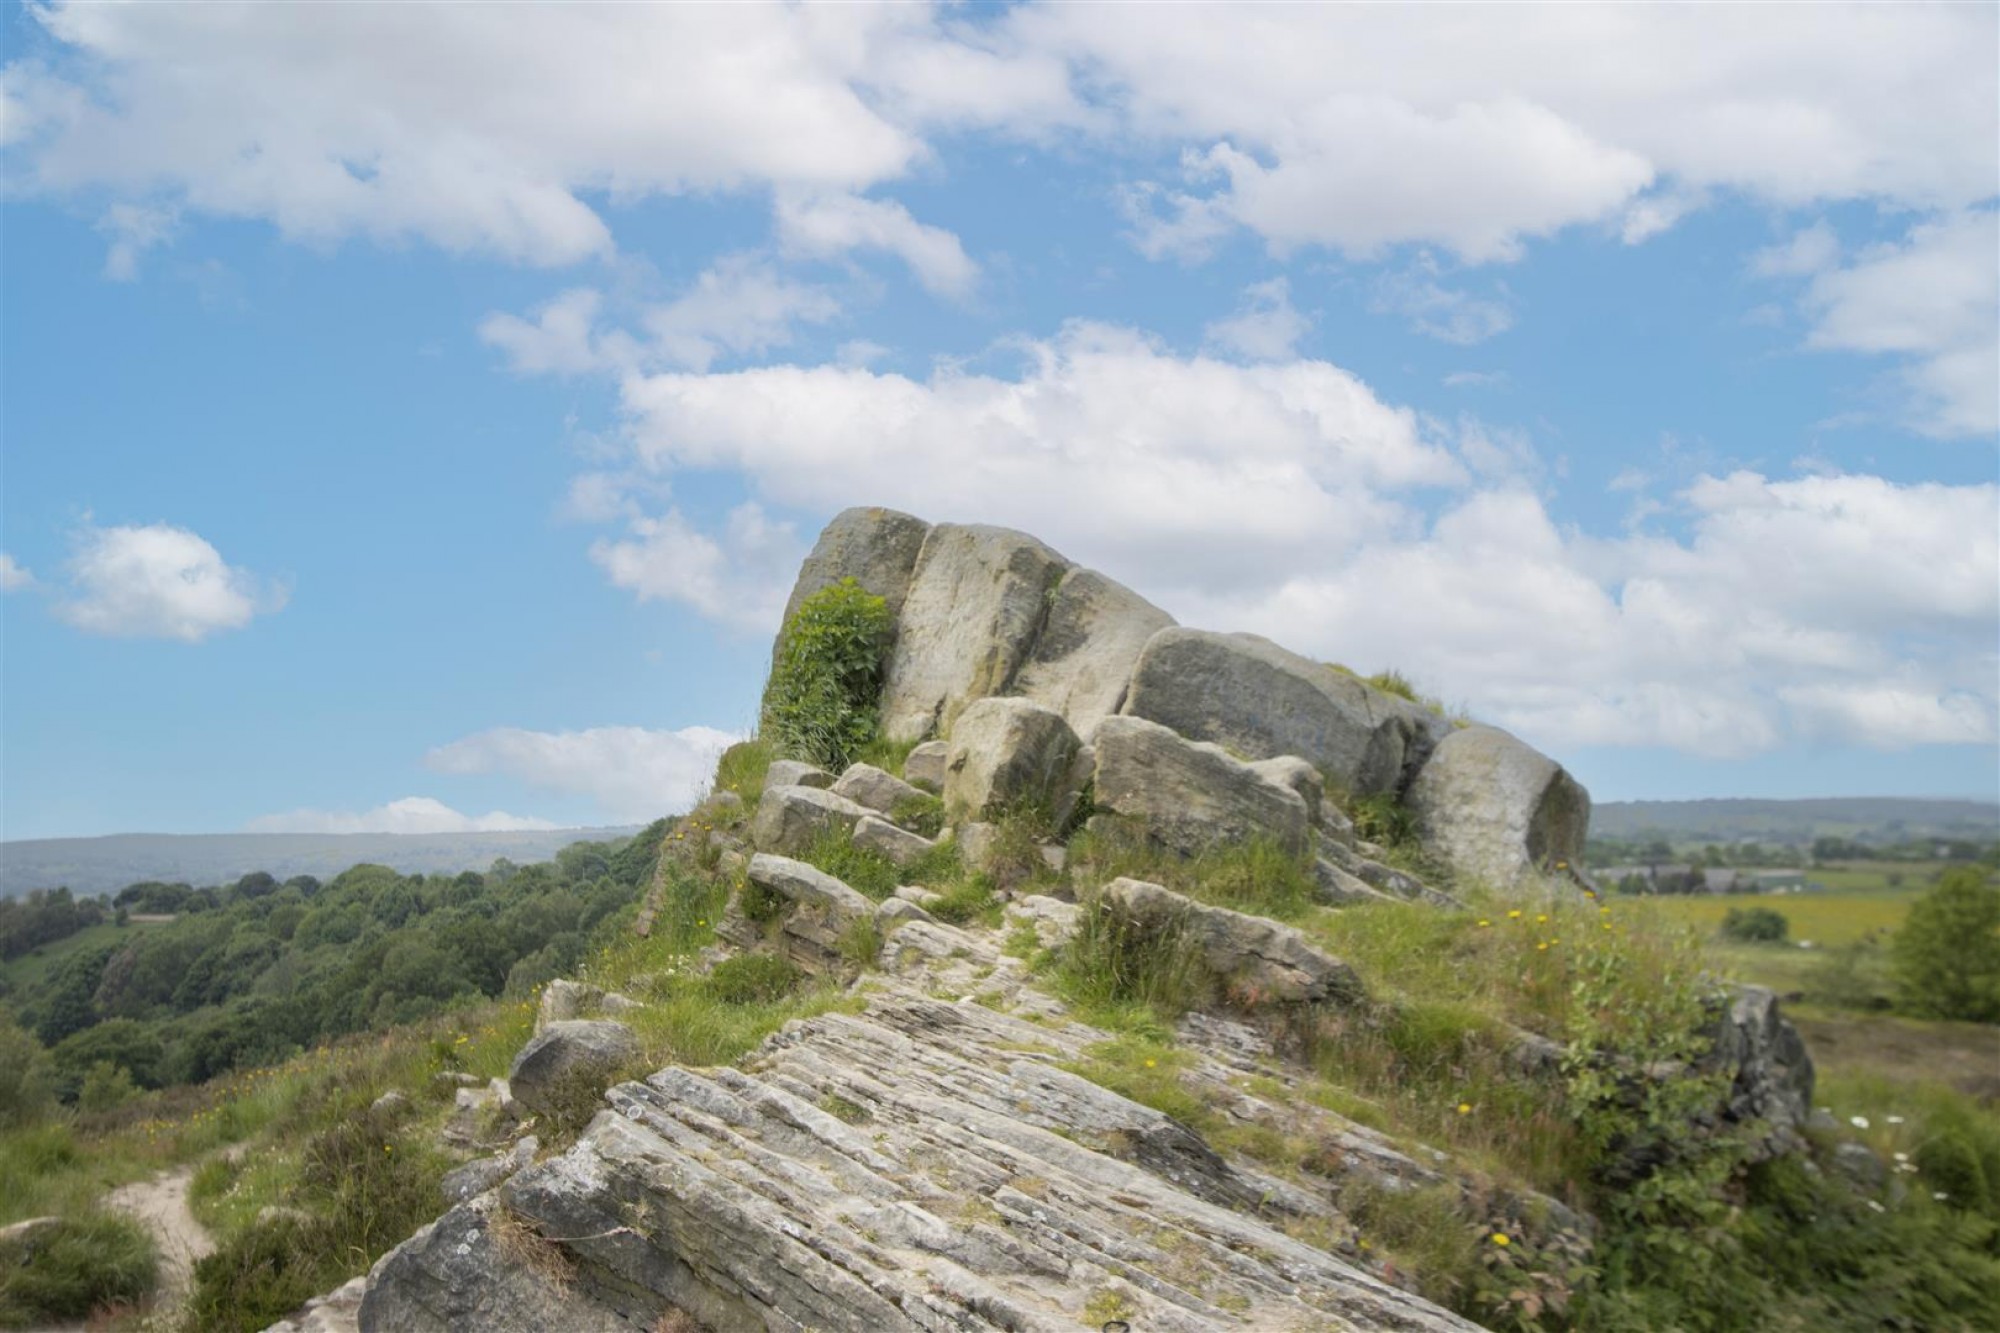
left=356, top=986, right=1484, bottom=1333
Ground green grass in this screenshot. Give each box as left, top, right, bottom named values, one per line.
left=1067, top=827, right=1320, bottom=921
left=1646, top=891, right=1911, bottom=946
left=0, top=1209, right=159, bottom=1327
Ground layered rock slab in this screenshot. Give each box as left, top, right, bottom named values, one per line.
left=460, top=990, right=1477, bottom=1333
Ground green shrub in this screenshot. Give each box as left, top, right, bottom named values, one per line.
left=1719, top=905, right=1790, bottom=944
left=0, top=1210, right=159, bottom=1325
left=1349, top=792, right=1420, bottom=853
left=184, top=1210, right=331, bottom=1332
left=0, top=1012, right=56, bottom=1129
left=1891, top=867, right=2000, bottom=1022
left=760, top=579, right=895, bottom=771
left=705, top=954, right=802, bottom=1005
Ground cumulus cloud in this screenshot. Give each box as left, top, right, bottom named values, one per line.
left=10, top=5, right=1992, bottom=275
left=1203, top=278, right=1310, bottom=361
left=543, top=327, right=1996, bottom=758
left=53, top=522, right=284, bottom=641
left=1796, top=210, right=1999, bottom=438
left=245, top=797, right=556, bottom=835
left=0, top=553, right=34, bottom=591
left=426, top=724, right=741, bottom=823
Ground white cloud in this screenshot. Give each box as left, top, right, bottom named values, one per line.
left=1796, top=210, right=1999, bottom=437
left=480, top=258, right=838, bottom=378
left=0, top=553, right=34, bottom=591
left=1372, top=258, right=1513, bottom=344
left=561, top=330, right=1997, bottom=758
left=1443, top=370, right=1508, bottom=390
left=589, top=502, right=804, bottom=633
left=245, top=797, right=556, bottom=835
left=1018, top=5, right=1996, bottom=259
left=1751, top=221, right=1839, bottom=278
left=11, top=5, right=1991, bottom=276
left=95, top=201, right=175, bottom=280
left=53, top=522, right=283, bottom=641
left=426, top=724, right=741, bottom=823
left=775, top=192, right=978, bottom=299
left=1203, top=278, right=1310, bottom=361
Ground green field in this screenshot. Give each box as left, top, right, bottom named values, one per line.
left=1646, top=890, right=1911, bottom=947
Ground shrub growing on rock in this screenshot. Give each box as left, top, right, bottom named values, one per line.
left=760, top=578, right=895, bottom=771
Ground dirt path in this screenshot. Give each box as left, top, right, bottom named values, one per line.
left=106, top=1166, right=214, bottom=1306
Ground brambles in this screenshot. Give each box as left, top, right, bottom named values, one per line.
left=761, top=579, right=895, bottom=772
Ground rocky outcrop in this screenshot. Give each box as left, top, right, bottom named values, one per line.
left=1404, top=725, right=1589, bottom=891
left=1709, top=985, right=1816, bottom=1156
left=507, top=1022, right=640, bottom=1123
left=943, top=697, right=1082, bottom=823
left=879, top=524, right=1071, bottom=741
left=1102, top=878, right=1365, bottom=1007
left=1123, top=629, right=1416, bottom=798
left=1092, top=715, right=1311, bottom=857
left=748, top=783, right=871, bottom=856
left=1010, top=567, right=1175, bottom=738
left=852, top=814, right=938, bottom=866
left=360, top=986, right=1479, bottom=1333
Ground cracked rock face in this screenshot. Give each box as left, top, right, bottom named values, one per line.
left=366, top=985, right=1479, bottom=1333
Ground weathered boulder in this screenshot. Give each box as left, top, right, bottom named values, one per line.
left=749, top=783, right=869, bottom=855
left=1404, top=725, right=1589, bottom=890
left=764, top=759, right=833, bottom=790
left=1010, top=567, right=1175, bottom=738
left=902, top=739, right=948, bottom=792
left=1123, top=629, right=1416, bottom=798
left=776, top=505, right=931, bottom=633
left=943, top=697, right=1081, bottom=822
left=358, top=1194, right=644, bottom=1333
left=507, top=1021, right=639, bottom=1123
left=852, top=814, right=938, bottom=867
left=533, top=979, right=603, bottom=1032
left=1091, top=715, right=1310, bottom=857
left=879, top=524, right=1071, bottom=741
left=745, top=852, right=877, bottom=972
left=1102, top=878, right=1364, bottom=1007
left=831, top=762, right=927, bottom=815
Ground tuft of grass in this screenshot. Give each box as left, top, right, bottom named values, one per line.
left=704, top=954, right=803, bottom=1005
left=888, top=792, right=946, bottom=838
left=0, top=1209, right=159, bottom=1325
left=854, top=734, right=921, bottom=777
left=1068, top=826, right=1319, bottom=921
left=796, top=827, right=902, bottom=901
left=1048, top=889, right=1211, bottom=1028
left=711, top=738, right=773, bottom=809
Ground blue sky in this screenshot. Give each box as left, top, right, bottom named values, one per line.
left=2, top=2, right=1996, bottom=840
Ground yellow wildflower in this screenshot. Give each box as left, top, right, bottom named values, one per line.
left=1491, top=1232, right=1510, bottom=1246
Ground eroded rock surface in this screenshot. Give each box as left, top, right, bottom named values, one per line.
left=398, top=987, right=1486, bottom=1333
left=749, top=783, right=871, bottom=856
left=1092, top=715, right=1311, bottom=857
left=1404, top=725, right=1590, bottom=891
left=1010, top=566, right=1176, bottom=738
left=943, top=696, right=1081, bottom=823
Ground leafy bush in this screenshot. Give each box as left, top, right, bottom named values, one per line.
left=760, top=578, right=895, bottom=771
left=1719, top=905, right=1790, bottom=944
left=0, top=1210, right=159, bottom=1325
left=1891, top=867, right=2000, bottom=1022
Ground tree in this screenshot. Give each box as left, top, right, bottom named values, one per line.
left=1891, top=868, right=2000, bottom=1023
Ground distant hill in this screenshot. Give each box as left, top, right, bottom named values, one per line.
left=0, top=826, right=650, bottom=898
left=1590, top=797, right=1999, bottom=848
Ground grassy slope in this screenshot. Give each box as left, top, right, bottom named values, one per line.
left=1, top=918, right=171, bottom=992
